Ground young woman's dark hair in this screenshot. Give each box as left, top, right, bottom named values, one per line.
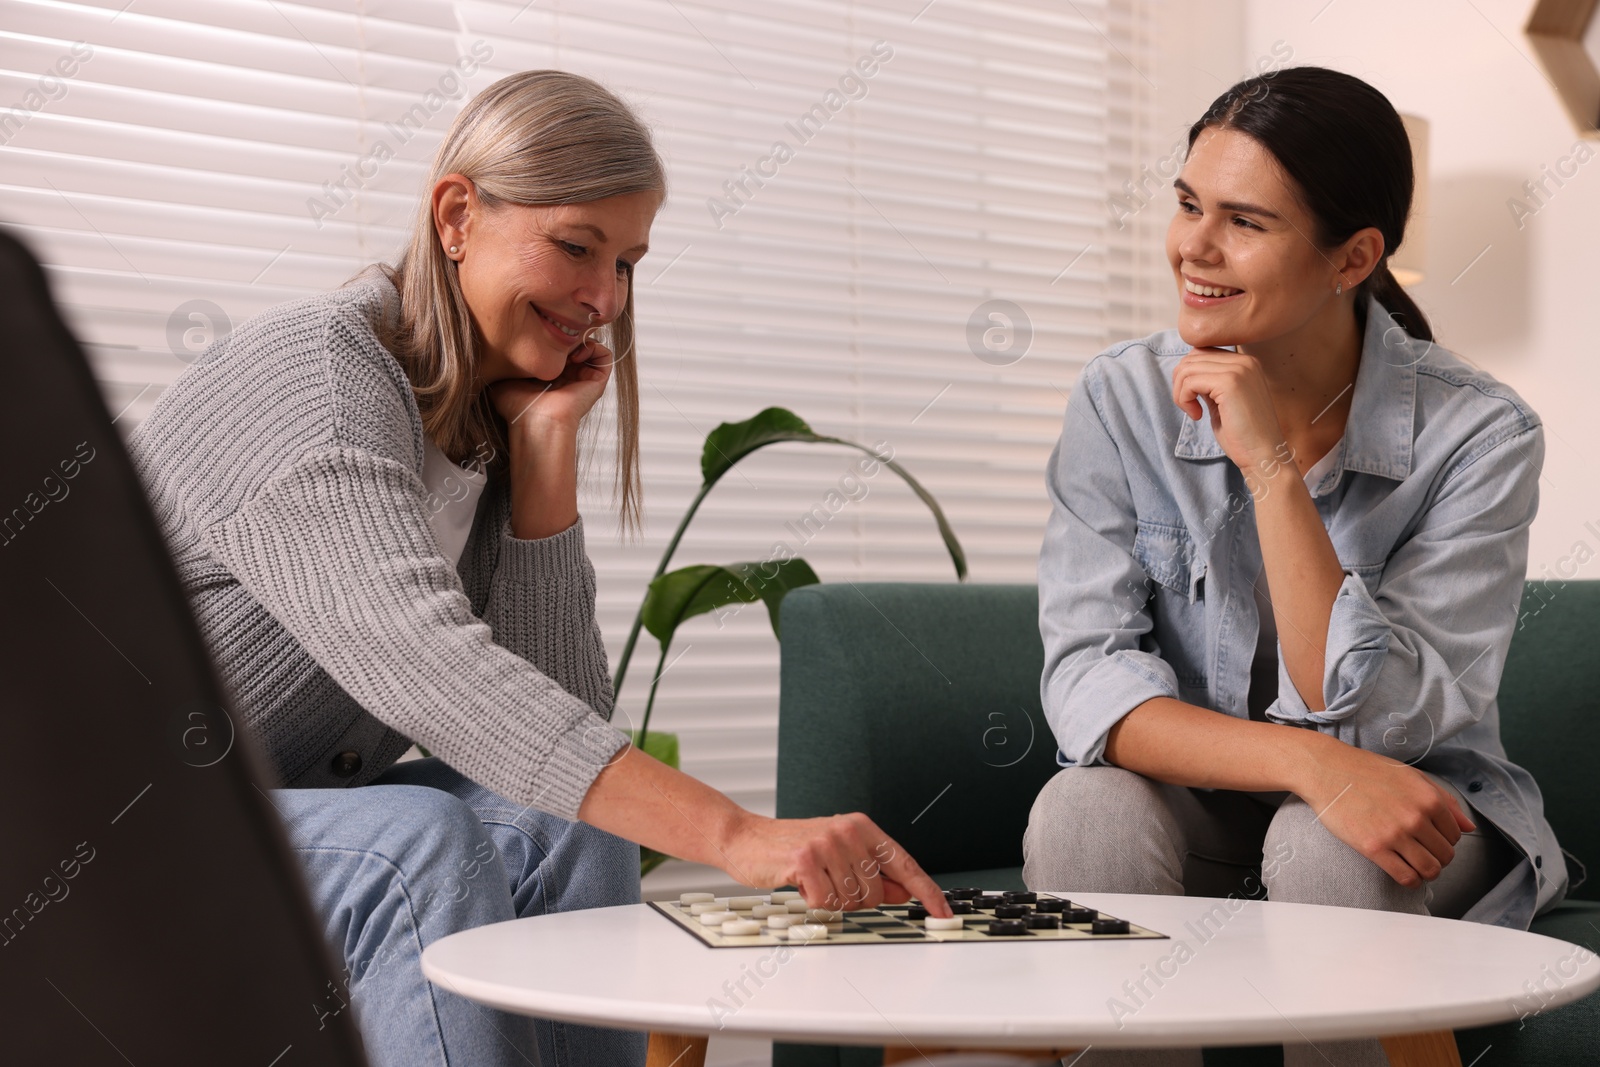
left=1188, top=66, right=1433, bottom=343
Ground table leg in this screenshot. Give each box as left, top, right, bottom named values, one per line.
left=882, top=1048, right=1079, bottom=1064
left=646, top=1031, right=708, bottom=1067
left=1380, top=1030, right=1462, bottom=1067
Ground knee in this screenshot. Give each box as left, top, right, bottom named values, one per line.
left=281, top=783, right=492, bottom=875
left=496, top=814, right=641, bottom=910
left=1028, top=766, right=1168, bottom=833
left=1023, top=766, right=1181, bottom=893
left=353, top=786, right=505, bottom=919
left=1262, top=796, right=1425, bottom=913
left=382, top=786, right=496, bottom=871
left=286, top=786, right=513, bottom=977
left=565, top=822, right=640, bottom=908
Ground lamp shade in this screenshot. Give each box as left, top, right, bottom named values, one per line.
left=1392, top=112, right=1430, bottom=287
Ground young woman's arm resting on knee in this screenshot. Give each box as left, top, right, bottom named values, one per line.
left=1105, top=699, right=1470, bottom=889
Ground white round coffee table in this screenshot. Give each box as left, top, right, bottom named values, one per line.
left=421, top=891, right=1599, bottom=1066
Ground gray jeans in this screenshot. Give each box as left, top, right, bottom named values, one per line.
left=1022, top=766, right=1520, bottom=1067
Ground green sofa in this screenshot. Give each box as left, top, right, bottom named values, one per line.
left=773, top=582, right=1598, bottom=1067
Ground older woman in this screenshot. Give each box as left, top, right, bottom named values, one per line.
left=1023, top=66, right=1565, bottom=1067
left=130, top=70, right=949, bottom=1067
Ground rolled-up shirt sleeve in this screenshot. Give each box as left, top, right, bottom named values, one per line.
left=1265, top=424, right=1543, bottom=756
left=1039, top=369, right=1179, bottom=767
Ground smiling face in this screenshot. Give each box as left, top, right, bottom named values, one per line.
left=435, top=181, right=660, bottom=386
left=1165, top=126, right=1378, bottom=352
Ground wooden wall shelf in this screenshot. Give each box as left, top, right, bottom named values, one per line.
left=1525, top=0, right=1600, bottom=137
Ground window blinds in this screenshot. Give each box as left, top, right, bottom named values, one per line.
left=2, top=0, right=1165, bottom=867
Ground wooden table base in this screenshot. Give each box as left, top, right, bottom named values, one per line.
left=1382, top=1030, right=1462, bottom=1067
left=644, top=1028, right=1460, bottom=1067
left=645, top=1031, right=708, bottom=1067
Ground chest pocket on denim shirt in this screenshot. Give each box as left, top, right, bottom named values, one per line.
left=1133, top=519, right=1206, bottom=603
left=1131, top=519, right=1209, bottom=691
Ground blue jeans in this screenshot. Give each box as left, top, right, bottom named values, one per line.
left=272, top=757, right=647, bottom=1067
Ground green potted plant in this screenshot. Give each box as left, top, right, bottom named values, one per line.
left=614, top=407, right=967, bottom=875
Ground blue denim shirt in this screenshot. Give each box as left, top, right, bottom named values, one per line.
left=1038, top=292, right=1565, bottom=929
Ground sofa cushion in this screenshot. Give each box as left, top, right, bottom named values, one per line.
left=1498, top=583, right=1600, bottom=901
left=776, top=584, right=1060, bottom=875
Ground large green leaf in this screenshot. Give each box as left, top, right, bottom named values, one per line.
left=630, top=729, right=680, bottom=769
left=797, top=439, right=970, bottom=581
left=613, top=406, right=967, bottom=701
left=700, top=407, right=819, bottom=485
left=875, top=454, right=968, bottom=580
left=696, top=407, right=965, bottom=579
left=641, top=559, right=821, bottom=645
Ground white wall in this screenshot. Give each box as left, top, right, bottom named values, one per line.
left=1154, top=1, right=1247, bottom=161
left=1119, top=0, right=1249, bottom=335
left=1242, top=0, right=1600, bottom=581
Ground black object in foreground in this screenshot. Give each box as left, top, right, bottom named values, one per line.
left=0, top=228, right=368, bottom=1066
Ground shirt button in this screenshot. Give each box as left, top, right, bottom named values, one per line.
left=332, top=751, right=363, bottom=778
left=1467, top=781, right=1483, bottom=793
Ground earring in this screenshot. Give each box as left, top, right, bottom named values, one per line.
left=1335, top=280, right=1343, bottom=295
left=449, top=245, right=459, bottom=255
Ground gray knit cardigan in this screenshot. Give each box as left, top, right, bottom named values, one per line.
left=128, top=272, right=628, bottom=820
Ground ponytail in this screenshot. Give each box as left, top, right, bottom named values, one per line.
left=1363, top=260, right=1433, bottom=343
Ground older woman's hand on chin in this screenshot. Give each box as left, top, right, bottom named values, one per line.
left=578, top=744, right=954, bottom=916
left=485, top=330, right=612, bottom=435
left=485, top=333, right=615, bottom=542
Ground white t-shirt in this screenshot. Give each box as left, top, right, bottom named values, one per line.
left=1247, top=437, right=1345, bottom=720
left=420, top=436, right=489, bottom=568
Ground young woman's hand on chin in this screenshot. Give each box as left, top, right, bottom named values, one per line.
left=1170, top=348, right=1292, bottom=480
left=486, top=334, right=613, bottom=438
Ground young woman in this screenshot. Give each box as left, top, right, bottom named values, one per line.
left=1023, top=66, right=1566, bottom=1067
left=129, top=70, right=949, bottom=1067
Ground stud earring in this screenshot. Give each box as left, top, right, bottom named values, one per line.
left=449, top=245, right=459, bottom=255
